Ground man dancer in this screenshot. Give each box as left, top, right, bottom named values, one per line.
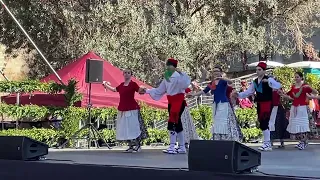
left=233, top=62, right=281, bottom=151
left=142, top=58, right=191, bottom=154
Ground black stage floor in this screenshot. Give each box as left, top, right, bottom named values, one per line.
left=0, top=144, right=319, bottom=180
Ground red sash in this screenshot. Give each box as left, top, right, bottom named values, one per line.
left=258, top=101, right=272, bottom=121
left=167, top=93, right=186, bottom=123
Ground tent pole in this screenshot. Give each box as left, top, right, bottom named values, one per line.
left=0, top=69, right=9, bottom=82
left=0, top=0, right=64, bottom=85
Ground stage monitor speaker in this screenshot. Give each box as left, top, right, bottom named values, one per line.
left=188, top=140, right=261, bottom=174
left=85, top=59, right=103, bottom=83
left=0, top=136, right=49, bottom=160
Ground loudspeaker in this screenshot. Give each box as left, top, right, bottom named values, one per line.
left=85, top=59, right=103, bottom=83
left=188, top=140, right=261, bottom=173
left=0, top=136, right=49, bottom=160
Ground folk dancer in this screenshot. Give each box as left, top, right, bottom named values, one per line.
left=102, top=69, right=148, bottom=153
left=279, top=72, right=318, bottom=150
left=141, top=58, right=192, bottom=154
left=183, top=88, right=201, bottom=148
left=269, top=77, right=289, bottom=148
left=188, top=66, right=243, bottom=141
left=233, top=62, right=281, bottom=151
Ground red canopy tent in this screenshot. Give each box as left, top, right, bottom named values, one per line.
left=1, top=52, right=168, bottom=109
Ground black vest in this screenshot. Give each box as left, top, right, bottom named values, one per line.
left=253, top=76, right=273, bottom=102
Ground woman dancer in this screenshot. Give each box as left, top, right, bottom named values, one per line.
left=269, top=78, right=289, bottom=148
left=188, top=66, right=242, bottom=141
left=279, top=72, right=318, bottom=150
left=102, top=69, right=148, bottom=152
left=183, top=88, right=201, bottom=148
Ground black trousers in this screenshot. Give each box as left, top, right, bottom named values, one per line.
left=167, top=102, right=185, bottom=133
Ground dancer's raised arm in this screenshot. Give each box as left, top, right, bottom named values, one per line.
left=102, top=81, right=117, bottom=92
left=146, top=81, right=166, bottom=101
left=237, top=83, right=255, bottom=99
left=267, top=77, right=281, bottom=90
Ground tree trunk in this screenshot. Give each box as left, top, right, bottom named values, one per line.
left=200, top=67, right=208, bottom=83
left=241, top=51, right=248, bottom=71
left=258, top=51, right=263, bottom=61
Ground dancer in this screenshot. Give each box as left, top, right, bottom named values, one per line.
left=181, top=88, right=201, bottom=149
left=233, top=62, right=281, bottom=151
left=188, top=66, right=242, bottom=141
left=305, top=94, right=320, bottom=139
left=269, top=77, right=289, bottom=148
left=279, top=72, right=318, bottom=150
left=102, top=69, right=148, bottom=153
left=141, top=58, right=191, bottom=154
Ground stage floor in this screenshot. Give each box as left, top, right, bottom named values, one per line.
left=44, top=143, right=320, bottom=179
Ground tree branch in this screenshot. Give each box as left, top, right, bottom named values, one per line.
left=191, top=3, right=205, bottom=17
left=277, top=0, right=309, bottom=17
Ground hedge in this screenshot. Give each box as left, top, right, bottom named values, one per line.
left=4, top=66, right=320, bottom=146
left=0, top=79, right=82, bottom=106
left=0, top=103, right=261, bottom=146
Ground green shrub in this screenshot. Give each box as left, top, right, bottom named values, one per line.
left=0, top=128, right=59, bottom=147
left=0, top=103, right=262, bottom=145
left=235, top=107, right=257, bottom=128
left=241, top=128, right=262, bottom=142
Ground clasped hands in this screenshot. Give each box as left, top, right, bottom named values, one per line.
left=139, top=86, right=147, bottom=95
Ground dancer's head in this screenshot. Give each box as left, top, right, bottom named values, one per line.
left=212, top=66, right=223, bottom=79
left=294, top=72, right=304, bottom=83
left=166, top=58, right=178, bottom=71
left=256, top=62, right=267, bottom=78
left=123, top=68, right=132, bottom=81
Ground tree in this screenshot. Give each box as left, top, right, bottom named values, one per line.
left=0, top=0, right=320, bottom=85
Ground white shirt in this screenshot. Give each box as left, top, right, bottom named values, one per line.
left=238, top=77, right=281, bottom=99
left=146, top=71, right=191, bottom=101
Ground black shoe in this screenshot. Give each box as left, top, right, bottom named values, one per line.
left=124, top=147, right=134, bottom=153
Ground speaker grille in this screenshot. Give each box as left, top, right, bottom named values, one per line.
left=85, top=59, right=103, bottom=83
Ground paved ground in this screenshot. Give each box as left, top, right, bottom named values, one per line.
left=46, top=143, right=320, bottom=179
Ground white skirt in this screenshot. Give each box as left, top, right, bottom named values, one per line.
left=211, top=102, right=242, bottom=141
left=269, top=106, right=278, bottom=131
left=116, top=109, right=141, bottom=141
left=286, top=105, right=310, bottom=134
left=212, top=102, right=229, bottom=134
left=181, top=107, right=200, bottom=144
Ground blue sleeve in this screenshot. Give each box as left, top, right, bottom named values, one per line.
left=203, top=86, right=210, bottom=94
left=221, top=79, right=227, bottom=86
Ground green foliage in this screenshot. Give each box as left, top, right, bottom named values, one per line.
left=272, top=66, right=320, bottom=108
left=305, top=73, right=320, bottom=92
left=0, top=128, right=59, bottom=147
left=0, top=79, right=82, bottom=106
left=272, top=67, right=301, bottom=92
left=0, top=80, right=64, bottom=93
left=1, top=1, right=319, bottom=83
left=0, top=104, right=261, bottom=145
left=144, top=129, right=169, bottom=145
left=241, top=128, right=262, bottom=142
left=236, top=107, right=257, bottom=128
left=63, top=79, right=83, bottom=106
left=190, top=105, right=212, bottom=129
left=273, top=66, right=320, bottom=92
